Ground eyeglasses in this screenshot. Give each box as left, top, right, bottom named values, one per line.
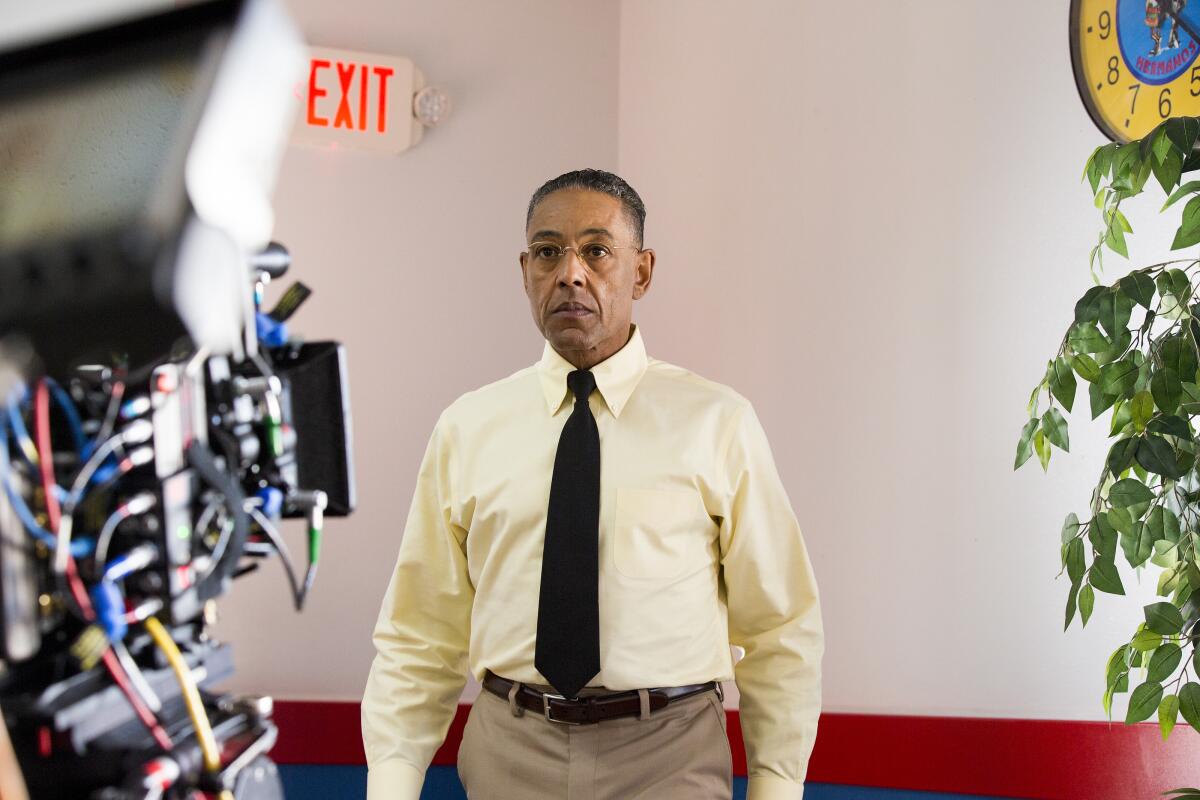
left=524, top=240, right=642, bottom=269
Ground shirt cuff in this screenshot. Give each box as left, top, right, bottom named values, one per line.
left=365, top=758, right=425, bottom=800
left=747, top=775, right=805, bottom=800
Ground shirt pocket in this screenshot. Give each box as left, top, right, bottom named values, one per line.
left=612, top=486, right=708, bottom=579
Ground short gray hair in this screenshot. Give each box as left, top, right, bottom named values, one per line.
left=526, top=168, right=646, bottom=246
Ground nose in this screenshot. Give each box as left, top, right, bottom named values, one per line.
left=556, top=247, right=587, bottom=286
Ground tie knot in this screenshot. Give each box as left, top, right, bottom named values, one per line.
left=567, top=369, right=596, bottom=404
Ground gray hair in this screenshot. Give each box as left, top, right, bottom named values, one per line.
left=526, top=168, right=646, bottom=246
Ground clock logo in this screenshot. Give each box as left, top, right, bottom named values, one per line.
left=1119, top=0, right=1199, bottom=84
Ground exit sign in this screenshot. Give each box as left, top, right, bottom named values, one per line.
left=292, top=47, right=425, bottom=154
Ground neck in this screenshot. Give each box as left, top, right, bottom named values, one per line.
left=554, top=325, right=634, bottom=370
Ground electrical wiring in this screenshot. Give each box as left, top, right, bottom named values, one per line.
left=112, top=641, right=162, bottom=714
left=246, top=506, right=303, bottom=610
left=0, top=420, right=92, bottom=557
left=44, top=378, right=89, bottom=458
left=54, top=421, right=153, bottom=575
left=94, top=493, right=157, bottom=575
left=143, top=617, right=224, bottom=781
left=31, top=388, right=173, bottom=752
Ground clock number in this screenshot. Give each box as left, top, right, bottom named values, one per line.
left=1130, top=83, right=1141, bottom=114
left=1192, top=65, right=1200, bottom=96
left=1108, top=56, right=1120, bottom=85
left=1099, top=10, right=1112, bottom=40
left=1160, top=87, right=1173, bottom=118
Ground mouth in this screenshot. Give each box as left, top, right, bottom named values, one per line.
left=552, top=302, right=593, bottom=318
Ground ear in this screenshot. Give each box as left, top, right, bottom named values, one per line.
left=519, top=251, right=529, bottom=285
left=632, top=248, right=655, bottom=300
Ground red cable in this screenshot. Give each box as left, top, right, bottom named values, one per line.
left=33, top=380, right=173, bottom=752
left=33, top=382, right=60, bottom=534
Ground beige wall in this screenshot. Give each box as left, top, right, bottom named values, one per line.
left=618, top=0, right=1174, bottom=720
left=212, top=0, right=1177, bottom=723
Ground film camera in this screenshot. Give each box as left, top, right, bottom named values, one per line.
left=0, top=1, right=354, bottom=798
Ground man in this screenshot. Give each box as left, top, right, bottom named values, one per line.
left=361, top=169, right=823, bottom=800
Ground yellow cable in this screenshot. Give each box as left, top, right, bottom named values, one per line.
left=143, top=617, right=222, bottom=775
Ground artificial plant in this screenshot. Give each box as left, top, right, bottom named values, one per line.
left=1018, top=117, right=1200, bottom=766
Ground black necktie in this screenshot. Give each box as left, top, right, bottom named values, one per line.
left=535, top=368, right=601, bottom=699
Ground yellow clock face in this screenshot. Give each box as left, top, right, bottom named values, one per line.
left=1071, top=0, right=1200, bottom=142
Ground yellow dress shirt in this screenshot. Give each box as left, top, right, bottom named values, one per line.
left=362, top=324, right=823, bottom=800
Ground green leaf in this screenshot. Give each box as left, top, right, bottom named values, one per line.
left=1132, top=390, right=1156, bottom=431
left=1090, top=558, right=1125, bottom=595
left=1070, top=323, right=1111, bottom=355
left=1121, top=520, right=1156, bottom=567
left=1107, top=644, right=1131, bottom=685
left=1146, top=602, right=1185, bottom=635
left=1122, top=271, right=1157, bottom=310
left=1153, top=367, right=1184, bottom=414
left=1110, top=478, right=1153, bottom=508
left=1133, top=628, right=1164, bottom=651
left=1075, top=285, right=1108, bottom=324
left=1109, top=506, right=1135, bottom=536
left=1159, top=335, right=1199, bottom=379
left=1042, top=408, right=1070, bottom=452
left=1034, top=429, right=1050, bottom=471
left=1153, top=147, right=1184, bottom=195
left=1154, top=126, right=1174, bottom=163
left=1158, top=269, right=1192, bottom=304
left=1014, top=418, right=1038, bottom=470
left=1145, top=505, right=1181, bottom=546
left=1072, top=353, right=1102, bottom=383
left=1137, top=435, right=1183, bottom=478
left=1163, top=181, right=1200, bottom=211
left=1097, top=289, right=1135, bottom=338
left=1149, top=643, right=1183, bottom=683
left=1061, top=512, right=1081, bottom=544
left=1100, top=359, right=1139, bottom=398
left=1178, top=683, right=1200, bottom=733
left=1160, top=694, right=1180, bottom=740
left=1065, top=580, right=1080, bottom=630
left=1079, top=583, right=1095, bottom=626
left=1147, top=414, right=1192, bottom=440
left=1166, top=116, right=1200, bottom=154
left=1096, top=328, right=1133, bottom=365
left=1107, top=223, right=1129, bottom=258
left=1127, top=681, right=1165, bottom=723
left=1066, top=537, right=1086, bottom=585
left=1091, top=514, right=1118, bottom=560
left=1050, top=358, right=1077, bottom=412
left=1107, top=437, right=1140, bottom=475
left=1111, top=397, right=1133, bottom=435
left=1173, top=221, right=1200, bottom=250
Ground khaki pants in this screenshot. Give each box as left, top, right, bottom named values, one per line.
left=457, top=679, right=732, bottom=800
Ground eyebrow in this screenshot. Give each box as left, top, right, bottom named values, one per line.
left=528, top=227, right=616, bottom=242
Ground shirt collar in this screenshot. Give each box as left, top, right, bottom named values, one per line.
left=537, top=324, right=648, bottom=418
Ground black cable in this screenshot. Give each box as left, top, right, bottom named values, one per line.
left=184, top=443, right=248, bottom=603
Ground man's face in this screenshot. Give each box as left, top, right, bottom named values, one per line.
left=520, top=188, right=654, bottom=369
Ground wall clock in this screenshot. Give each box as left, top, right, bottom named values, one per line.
left=1071, top=0, right=1200, bottom=142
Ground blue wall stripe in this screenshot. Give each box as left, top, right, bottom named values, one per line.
left=276, top=764, right=1010, bottom=800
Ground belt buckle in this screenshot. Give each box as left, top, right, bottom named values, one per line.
left=542, top=693, right=584, bottom=725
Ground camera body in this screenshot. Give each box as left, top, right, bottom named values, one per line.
left=0, top=2, right=355, bottom=797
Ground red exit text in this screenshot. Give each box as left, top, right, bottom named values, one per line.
left=306, top=59, right=396, bottom=133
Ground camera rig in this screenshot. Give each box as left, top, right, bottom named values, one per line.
left=0, top=2, right=355, bottom=798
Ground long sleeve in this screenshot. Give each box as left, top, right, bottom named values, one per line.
left=362, top=413, right=474, bottom=800
left=717, top=401, right=824, bottom=800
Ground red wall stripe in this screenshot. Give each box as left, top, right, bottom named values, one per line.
left=270, top=701, right=1200, bottom=799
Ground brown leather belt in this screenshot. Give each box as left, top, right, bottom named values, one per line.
left=482, top=671, right=721, bottom=725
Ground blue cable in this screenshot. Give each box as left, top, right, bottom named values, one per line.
left=0, top=414, right=94, bottom=558
left=44, top=378, right=90, bottom=458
